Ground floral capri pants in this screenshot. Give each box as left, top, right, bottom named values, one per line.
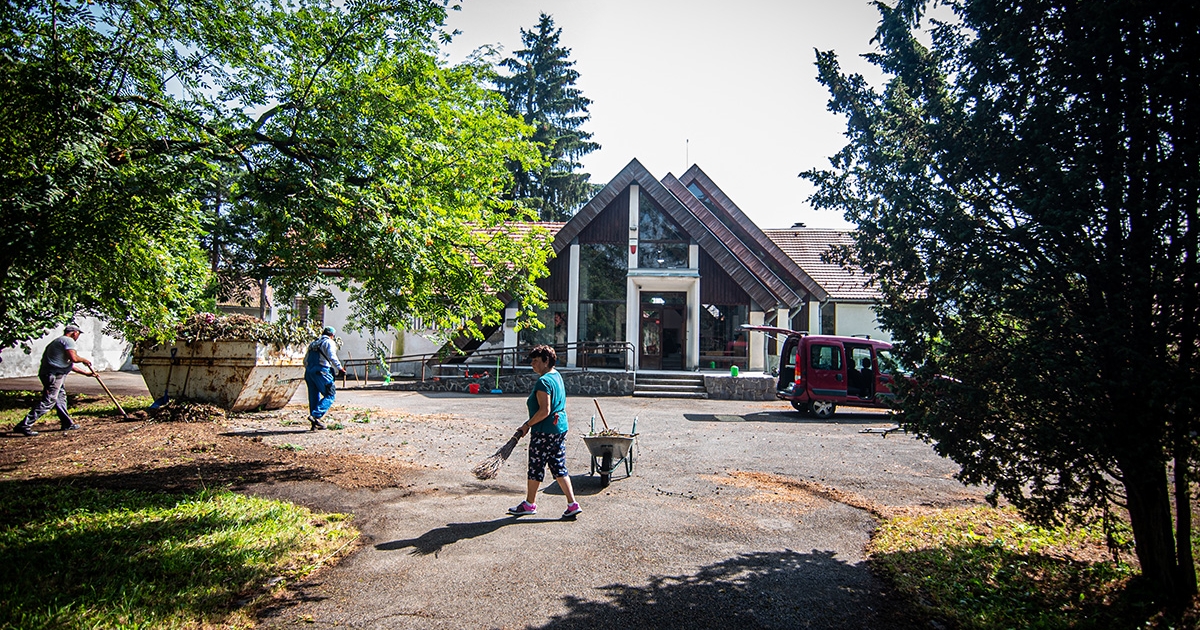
left=528, top=431, right=569, bottom=482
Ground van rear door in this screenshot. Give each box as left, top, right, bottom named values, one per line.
left=807, top=341, right=846, bottom=399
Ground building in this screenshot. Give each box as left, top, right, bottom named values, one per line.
left=0, top=159, right=886, bottom=379
left=474, top=158, right=886, bottom=373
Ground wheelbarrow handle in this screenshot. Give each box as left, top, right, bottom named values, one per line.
left=593, top=399, right=610, bottom=431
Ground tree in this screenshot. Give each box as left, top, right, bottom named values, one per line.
left=0, top=0, right=550, bottom=351
left=803, top=0, right=1200, bottom=602
left=496, top=13, right=599, bottom=221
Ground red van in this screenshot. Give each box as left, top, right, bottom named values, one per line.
left=743, top=326, right=897, bottom=418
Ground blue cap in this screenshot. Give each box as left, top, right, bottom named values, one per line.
left=322, top=326, right=336, bottom=336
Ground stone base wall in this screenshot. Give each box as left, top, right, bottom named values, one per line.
left=703, top=374, right=777, bottom=401
left=375, top=370, right=635, bottom=397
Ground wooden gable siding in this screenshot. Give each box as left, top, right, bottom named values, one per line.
left=540, top=251, right=570, bottom=302
left=699, top=250, right=750, bottom=304
left=553, top=158, right=651, bottom=254
left=576, top=187, right=628, bottom=244
left=680, top=165, right=828, bottom=301
left=638, top=172, right=780, bottom=309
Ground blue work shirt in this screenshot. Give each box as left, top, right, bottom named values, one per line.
left=526, top=369, right=568, bottom=434
left=305, top=336, right=343, bottom=371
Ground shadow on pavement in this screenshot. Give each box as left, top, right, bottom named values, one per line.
left=534, top=549, right=922, bottom=630
left=685, top=411, right=894, bottom=425
left=375, top=517, right=565, bottom=556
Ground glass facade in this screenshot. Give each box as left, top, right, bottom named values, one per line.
left=699, top=303, right=749, bottom=368
left=580, top=243, right=627, bottom=343
left=638, top=190, right=689, bottom=268
left=519, top=302, right=568, bottom=348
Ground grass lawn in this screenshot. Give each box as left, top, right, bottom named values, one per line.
left=0, top=483, right=357, bottom=628
left=870, top=506, right=1200, bottom=629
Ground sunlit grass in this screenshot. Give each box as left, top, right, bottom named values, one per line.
left=0, top=484, right=357, bottom=628
left=0, top=390, right=151, bottom=426
left=869, top=506, right=1149, bottom=629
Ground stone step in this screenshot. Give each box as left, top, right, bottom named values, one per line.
left=635, top=383, right=707, bottom=393
left=635, top=377, right=706, bottom=387
left=632, top=390, right=708, bottom=399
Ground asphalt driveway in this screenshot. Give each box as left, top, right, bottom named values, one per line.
left=242, top=387, right=982, bottom=629
left=2, top=372, right=983, bottom=628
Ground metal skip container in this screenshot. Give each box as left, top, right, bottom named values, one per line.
left=134, top=340, right=306, bottom=411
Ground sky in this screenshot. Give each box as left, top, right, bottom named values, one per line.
left=441, top=0, right=889, bottom=230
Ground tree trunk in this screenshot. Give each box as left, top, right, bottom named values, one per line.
left=1121, top=454, right=1180, bottom=599
left=1175, top=437, right=1198, bottom=597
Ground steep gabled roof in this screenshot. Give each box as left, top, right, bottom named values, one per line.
left=661, top=174, right=808, bottom=308
left=763, top=227, right=880, bottom=301
left=552, top=158, right=654, bottom=254
left=679, top=165, right=828, bottom=302
left=554, top=159, right=779, bottom=309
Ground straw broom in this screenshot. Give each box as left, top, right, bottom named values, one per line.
left=472, top=432, right=521, bottom=480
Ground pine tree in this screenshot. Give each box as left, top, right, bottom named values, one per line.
left=497, top=13, right=599, bottom=221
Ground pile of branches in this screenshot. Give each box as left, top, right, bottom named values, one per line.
left=170, top=313, right=322, bottom=348
left=151, top=401, right=225, bottom=423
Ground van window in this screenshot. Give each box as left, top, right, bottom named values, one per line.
left=848, top=346, right=873, bottom=371
left=811, top=344, right=842, bottom=370
left=876, top=349, right=904, bottom=375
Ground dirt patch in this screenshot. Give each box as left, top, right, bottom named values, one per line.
left=711, top=470, right=951, bottom=520
left=0, top=395, right=426, bottom=493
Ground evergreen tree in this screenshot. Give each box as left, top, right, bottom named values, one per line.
left=497, top=13, right=599, bottom=221
left=804, top=0, right=1200, bottom=601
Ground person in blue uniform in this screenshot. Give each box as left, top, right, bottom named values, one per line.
left=304, top=326, right=344, bottom=430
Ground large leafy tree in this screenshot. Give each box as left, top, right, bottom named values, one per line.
left=496, top=12, right=599, bottom=221
left=805, top=0, right=1199, bottom=601
left=0, top=0, right=550, bottom=350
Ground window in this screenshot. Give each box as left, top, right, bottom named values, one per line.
left=820, top=302, right=837, bottom=335
left=579, top=243, right=627, bottom=344
left=811, top=344, right=842, bottom=370
left=519, top=302, right=568, bottom=348
left=638, top=190, right=689, bottom=268
left=699, top=303, right=748, bottom=364
left=580, top=244, right=626, bottom=301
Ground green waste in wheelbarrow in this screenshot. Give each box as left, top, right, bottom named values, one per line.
left=582, top=432, right=637, bottom=488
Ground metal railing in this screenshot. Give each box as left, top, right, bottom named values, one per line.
left=338, top=340, right=635, bottom=387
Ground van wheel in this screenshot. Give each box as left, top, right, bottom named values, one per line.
left=790, top=400, right=806, bottom=413
left=810, top=400, right=837, bottom=418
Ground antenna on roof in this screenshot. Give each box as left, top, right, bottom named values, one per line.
left=685, top=138, right=689, bottom=169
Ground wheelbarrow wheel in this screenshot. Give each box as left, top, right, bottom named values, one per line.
left=600, top=453, right=612, bottom=487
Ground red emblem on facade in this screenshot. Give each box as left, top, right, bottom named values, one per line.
left=630, top=245, right=636, bottom=254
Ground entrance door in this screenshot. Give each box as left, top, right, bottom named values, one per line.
left=640, top=292, right=687, bottom=370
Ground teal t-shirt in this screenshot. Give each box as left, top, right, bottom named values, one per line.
left=526, top=370, right=568, bottom=434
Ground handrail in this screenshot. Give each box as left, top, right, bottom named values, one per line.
left=339, top=340, right=636, bottom=385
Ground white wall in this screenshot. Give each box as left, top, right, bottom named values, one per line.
left=319, top=284, right=440, bottom=373
left=835, top=303, right=891, bottom=342
left=0, top=317, right=134, bottom=378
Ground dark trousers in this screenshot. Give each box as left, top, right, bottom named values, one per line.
left=17, top=371, right=72, bottom=428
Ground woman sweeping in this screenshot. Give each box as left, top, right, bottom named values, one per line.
left=509, top=345, right=582, bottom=519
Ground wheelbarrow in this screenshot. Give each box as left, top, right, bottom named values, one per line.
left=581, top=415, right=638, bottom=487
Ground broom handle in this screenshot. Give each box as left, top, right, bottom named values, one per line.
left=593, top=399, right=610, bottom=431
left=91, top=369, right=127, bottom=416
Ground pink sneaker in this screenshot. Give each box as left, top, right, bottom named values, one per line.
left=507, top=501, right=537, bottom=515
left=562, top=502, right=582, bottom=518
